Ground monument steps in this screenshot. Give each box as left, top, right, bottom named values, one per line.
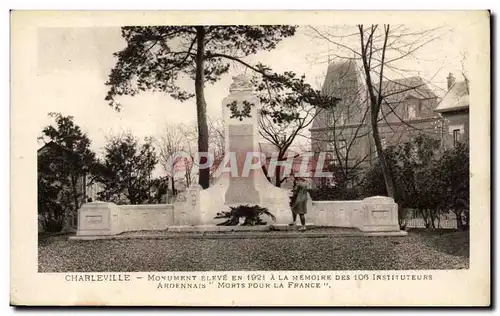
left=68, top=226, right=407, bottom=240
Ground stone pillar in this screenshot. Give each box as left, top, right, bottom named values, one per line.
left=359, top=196, right=401, bottom=232
left=198, top=74, right=292, bottom=226
left=173, top=191, right=189, bottom=226
left=173, top=184, right=202, bottom=226
left=222, top=74, right=262, bottom=207
left=188, top=184, right=202, bottom=224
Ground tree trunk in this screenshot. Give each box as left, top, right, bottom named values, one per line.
left=195, top=26, right=210, bottom=189
left=275, top=165, right=282, bottom=187
left=371, top=112, right=396, bottom=198
left=71, top=175, right=79, bottom=213
left=261, top=164, right=271, bottom=183
left=429, top=209, right=436, bottom=228
left=453, top=209, right=464, bottom=230
left=128, top=174, right=134, bottom=204
left=360, top=25, right=395, bottom=200
left=419, top=208, right=430, bottom=228
left=65, top=174, right=79, bottom=232
left=171, top=176, right=176, bottom=196
left=463, top=210, right=469, bottom=230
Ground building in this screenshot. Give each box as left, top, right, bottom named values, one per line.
left=434, top=73, right=470, bottom=149
left=310, top=60, right=451, bottom=188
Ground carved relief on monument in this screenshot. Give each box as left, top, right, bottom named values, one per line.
left=190, top=190, right=198, bottom=207
left=175, top=192, right=187, bottom=203
left=229, top=74, right=253, bottom=92
left=86, top=215, right=103, bottom=224
left=226, top=100, right=253, bottom=121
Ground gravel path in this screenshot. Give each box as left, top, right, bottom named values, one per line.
left=38, top=230, right=469, bottom=272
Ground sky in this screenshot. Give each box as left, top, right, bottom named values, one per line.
left=35, top=24, right=470, bottom=159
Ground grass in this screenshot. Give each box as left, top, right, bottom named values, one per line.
left=408, top=228, right=470, bottom=258
left=38, top=229, right=469, bottom=272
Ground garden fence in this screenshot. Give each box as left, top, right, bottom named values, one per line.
left=403, top=209, right=458, bottom=229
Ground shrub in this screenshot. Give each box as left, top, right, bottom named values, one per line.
left=44, top=218, right=64, bottom=233
left=215, top=205, right=276, bottom=226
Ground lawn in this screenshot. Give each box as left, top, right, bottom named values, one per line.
left=38, top=229, right=469, bottom=272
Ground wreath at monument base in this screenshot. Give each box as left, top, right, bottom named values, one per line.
left=214, top=204, right=276, bottom=226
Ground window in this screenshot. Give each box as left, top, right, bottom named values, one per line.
left=374, top=138, right=387, bottom=159
left=332, top=110, right=346, bottom=126
left=381, top=137, right=387, bottom=150
left=339, top=112, right=346, bottom=125
left=408, top=104, right=416, bottom=120
left=453, top=129, right=460, bottom=147
left=339, top=139, right=347, bottom=157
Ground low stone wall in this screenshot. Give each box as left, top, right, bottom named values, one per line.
left=309, top=200, right=364, bottom=228
left=77, top=202, right=174, bottom=236
left=116, top=204, right=174, bottom=233
left=76, top=196, right=402, bottom=236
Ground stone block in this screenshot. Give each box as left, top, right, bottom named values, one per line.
left=359, top=196, right=401, bottom=232
left=173, top=191, right=191, bottom=226
left=77, top=202, right=115, bottom=236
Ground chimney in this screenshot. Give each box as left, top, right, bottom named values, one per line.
left=446, top=73, right=456, bottom=90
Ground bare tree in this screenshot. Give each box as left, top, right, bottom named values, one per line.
left=157, top=123, right=187, bottom=196
left=258, top=107, right=318, bottom=187
left=307, top=64, right=372, bottom=187
left=207, top=116, right=225, bottom=183
left=254, top=72, right=335, bottom=187
left=176, top=123, right=198, bottom=188
left=307, top=24, right=449, bottom=198
left=162, top=118, right=225, bottom=188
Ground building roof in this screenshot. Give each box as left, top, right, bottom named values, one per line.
left=37, top=141, right=83, bottom=163
left=381, top=76, right=438, bottom=103
left=434, top=81, right=469, bottom=113
left=312, top=61, right=439, bottom=131
left=321, top=60, right=359, bottom=97
left=321, top=61, right=437, bottom=102
left=313, top=60, right=360, bottom=130
left=37, top=141, right=63, bottom=155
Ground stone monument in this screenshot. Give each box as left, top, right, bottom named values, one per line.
left=198, top=74, right=291, bottom=225
left=72, top=74, right=406, bottom=237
